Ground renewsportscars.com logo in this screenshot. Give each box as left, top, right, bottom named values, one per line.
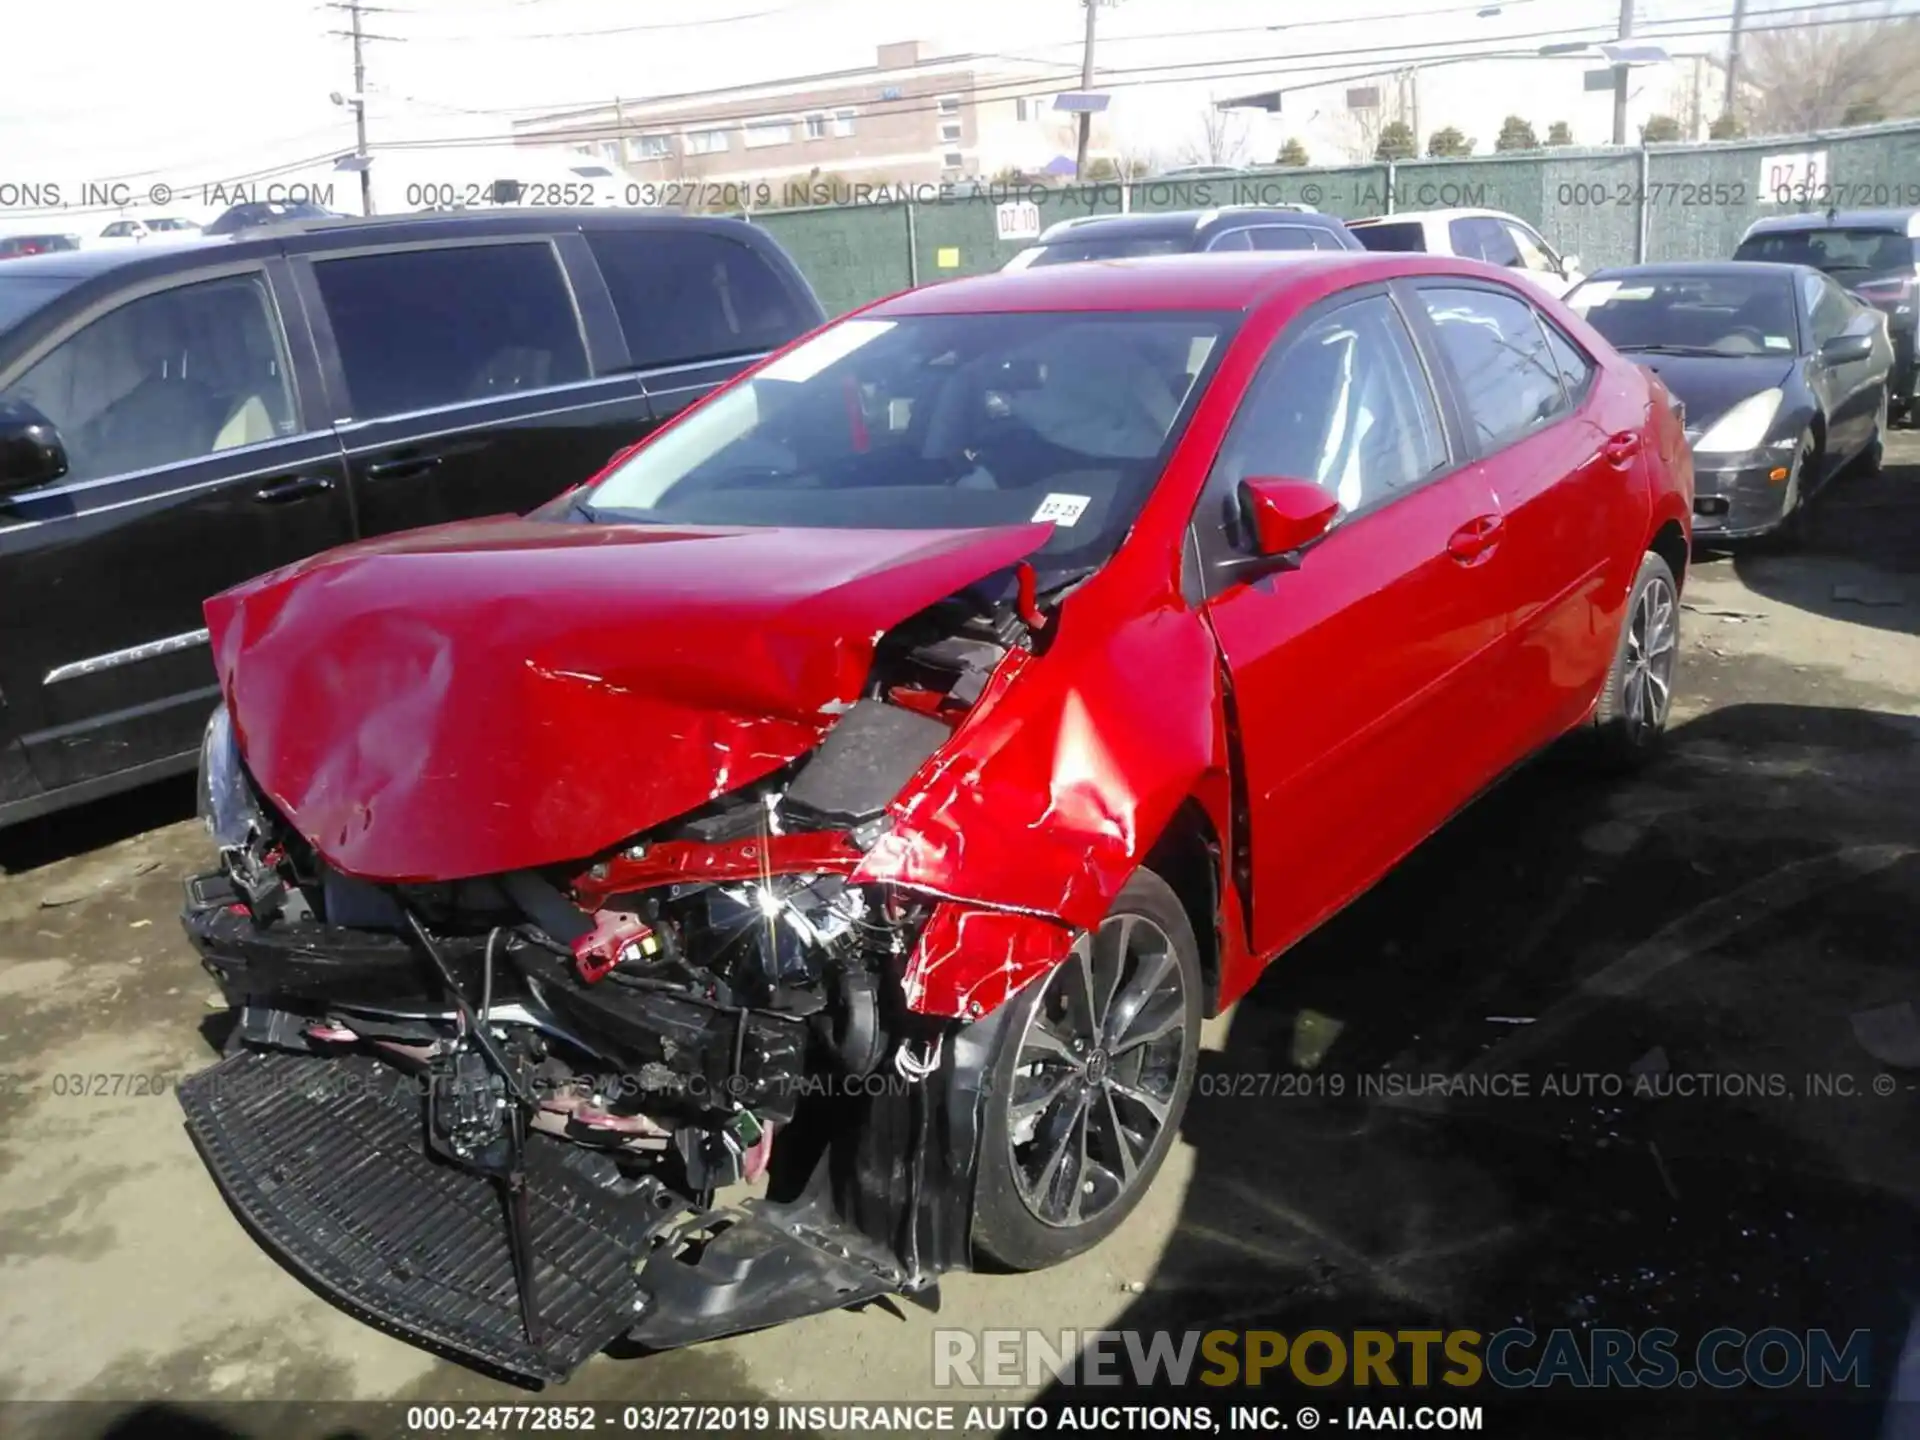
left=932, top=1326, right=1873, bottom=1391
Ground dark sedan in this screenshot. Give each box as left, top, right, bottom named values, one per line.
left=1566, top=261, right=1893, bottom=542
left=1002, top=207, right=1362, bottom=269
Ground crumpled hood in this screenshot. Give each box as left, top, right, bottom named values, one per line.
left=206, top=516, right=1049, bottom=882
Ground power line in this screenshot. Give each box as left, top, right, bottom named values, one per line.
left=392, top=5, right=791, bottom=41
left=358, top=0, right=1913, bottom=156
left=27, top=0, right=1910, bottom=210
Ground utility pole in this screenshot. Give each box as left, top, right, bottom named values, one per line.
left=350, top=0, right=372, bottom=215
left=1074, top=0, right=1099, bottom=178
left=326, top=1, right=402, bottom=215
left=1612, top=0, right=1635, bottom=145
left=1724, top=0, right=1748, bottom=122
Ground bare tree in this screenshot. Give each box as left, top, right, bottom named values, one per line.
left=1184, top=106, right=1252, bottom=167
left=1740, top=14, right=1920, bottom=134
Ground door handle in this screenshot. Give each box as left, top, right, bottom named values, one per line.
left=1447, top=514, right=1504, bottom=564
left=252, top=473, right=337, bottom=504
left=1603, top=431, right=1642, bottom=468
left=364, top=453, right=443, bottom=481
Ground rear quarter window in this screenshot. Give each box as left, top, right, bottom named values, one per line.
left=587, top=229, right=809, bottom=369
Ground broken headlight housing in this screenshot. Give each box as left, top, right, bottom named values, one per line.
left=197, top=703, right=265, bottom=851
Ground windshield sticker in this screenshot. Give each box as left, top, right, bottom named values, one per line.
left=758, top=319, right=896, bottom=383
left=1764, top=335, right=1792, bottom=350
left=1032, top=493, right=1091, bottom=527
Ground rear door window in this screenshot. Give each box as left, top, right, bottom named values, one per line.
left=1418, top=285, right=1570, bottom=451
left=1205, top=229, right=1255, bottom=252
left=586, top=229, right=805, bottom=369
left=313, top=242, right=588, bottom=421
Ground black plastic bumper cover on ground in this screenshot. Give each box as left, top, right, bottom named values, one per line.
left=178, top=1048, right=656, bottom=1384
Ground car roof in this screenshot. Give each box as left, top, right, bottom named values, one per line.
left=1349, top=208, right=1514, bottom=227
left=1587, top=260, right=1812, bottom=281
left=871, top=250, right=1499, bottom=315
left=0, top=208, right=766, bottom=281
left=0, top=238, right=210, bottom=277
left=1034, top=208, right=1340, bottom=243
left=1742, top=208, right=1920, bottom=237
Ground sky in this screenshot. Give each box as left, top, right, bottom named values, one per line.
left=0, top=0, right=1771, bottom=222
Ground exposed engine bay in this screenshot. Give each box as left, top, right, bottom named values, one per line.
left=179, top=580, right=1057, bottom=1382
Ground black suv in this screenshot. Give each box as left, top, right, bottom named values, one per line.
left=0, top=210, right=824, bottom=827
left=1002, top=206, right=1362, bottom=269
left=1735, top=209, right=1919, bottom=420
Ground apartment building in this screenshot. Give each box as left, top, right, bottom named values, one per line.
left=512, top=40, right=1114, bottom=188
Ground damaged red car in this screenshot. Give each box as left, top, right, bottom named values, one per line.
left=177, top=252, right=1692, bottom=1383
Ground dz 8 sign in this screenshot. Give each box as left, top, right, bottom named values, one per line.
left=1758, top=150, right=1830, bottom=205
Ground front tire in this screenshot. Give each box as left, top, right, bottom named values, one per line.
left=1589, top=550, right=1679, bottom=770
left=971, top=868, right=1202, bottom=1271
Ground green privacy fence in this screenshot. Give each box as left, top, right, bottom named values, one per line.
left=745, top=118, right=1920, bottom=318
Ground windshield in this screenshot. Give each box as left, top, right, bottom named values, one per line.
left=1567, top=272, right=1800, bottom=356
left=1734, top=227, right=1918, bottom=277
left=0, top=275, right=77, bottom=331
left=1021, top=235, right=1192, bottom=266
left=1350, top=222, right=1426, bottom=254
left=580, top=310, right=1233, bottom=573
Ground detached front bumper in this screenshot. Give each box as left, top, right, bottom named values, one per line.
left=1688, top=450, right=1795, bottom=540
left=178, top=1047, right=909, bottom=1384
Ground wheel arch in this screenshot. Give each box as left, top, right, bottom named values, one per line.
left=1140, top=797, right=1226, bottom=1015
left=1649, top=517, right=1688, bottom=595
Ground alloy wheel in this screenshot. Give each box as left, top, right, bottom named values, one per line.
left=1006, top=913, right=1188, bottom=1228
left=1621, top=574, right=1677, bottom=740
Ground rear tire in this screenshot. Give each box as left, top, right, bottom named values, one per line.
left=971, top=868, right=1202, bottom=1272
left=1589, top=551, right=1679, bottom=771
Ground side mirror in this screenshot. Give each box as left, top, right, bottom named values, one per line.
left=1558, top=252, right=1581, bottom=275
left=1219, top=477, right=1341, bottom=581
left=1820, top=332, right=1873, bottom=365
left=0, top=399, right=68, bottom=494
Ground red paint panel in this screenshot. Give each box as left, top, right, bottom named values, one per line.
left=903, top=903, right=1076, bottom=1018
left=571, top=831, right=862, bottom=907
left=860, top=592, right=1225, bottom=940
left=205, top=517, right=1048, bottom=882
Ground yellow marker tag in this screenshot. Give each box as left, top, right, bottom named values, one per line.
left=936, top=246, right=960, bottom=268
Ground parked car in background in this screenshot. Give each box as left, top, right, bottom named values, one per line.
left=1566, top=261, right=1891, bottom=543
left=174, top=251, right=1689, bottom=1382
left=201, top=199, right=348, bottom=235
left=1733, top=209, right=1920, bottom=424
left=0, top=210, right=824, bottom=829
left=0, top=234, right=83, bottom=262
left=1002, top=207, right=1363, bottom=270
left=93, top=217, right=205, bottom=247
left=1348, top=208, right=1586, bottom=297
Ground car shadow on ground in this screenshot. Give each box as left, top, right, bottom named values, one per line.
left=1021, top=698, right=1920, bottom=1437
left=1727, top=456, right=1920, bottom=638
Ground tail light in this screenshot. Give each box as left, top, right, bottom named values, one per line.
left=1852, top=275, right=1916, bottom=318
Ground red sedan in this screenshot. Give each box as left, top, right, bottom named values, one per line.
left=179, top=251, right=1692, bottom=1381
